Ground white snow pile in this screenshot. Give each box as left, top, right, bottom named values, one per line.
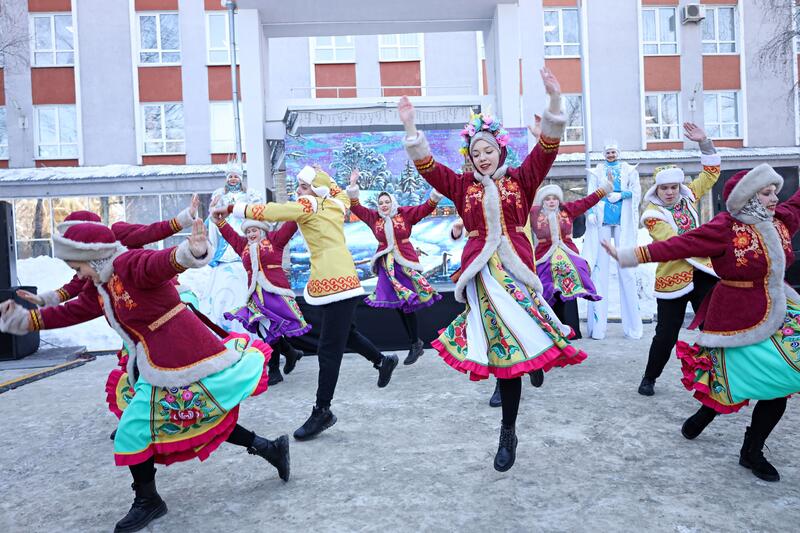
left=0, top=163, right=229, bottom=182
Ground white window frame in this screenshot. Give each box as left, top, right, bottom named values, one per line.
left=33, top=105, right=79, bottom=160
left=702, top=5, right=739, bottom=55
left=137, top=12, right=181, bottom=66
left=141, top=102, right=185, bottom=155
left=704, top=90, right=742, bottom=139
left=0, top=106, right=8, bottom=160
left=561, top=94, right=584, bottom=144
left=209, top=101, right=246, bottom=153
left=641, top=7, right=679, bottom=56
left=378, top=33, right=423, bottom=62
left=29, top=13, right=75, bottom=67
left=310, top=36, right=356, bottom=64
left=644, top=92, right=681, bottom=141
left=543, top=8, right=581, bottom=58
left=205, top=11, right=239, bottom=65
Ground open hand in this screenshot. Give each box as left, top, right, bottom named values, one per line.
left=540, top=67, right=561, bottom=96
left=188, top=219, right=208, bottom=258
left=188, top=193, right=200, bottom=219
left=211, top=205, right=228, bottom=223
left=683, top=122, right=707, bottom=143
left=349, top=168, right=360, bottom=187
left=397, top=96, right=416, bottom=127
left=15, top=289, right=44, bottom=306
left=601, top=239, right=619, bottom=261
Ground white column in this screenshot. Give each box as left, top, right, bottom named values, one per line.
left=238, top=8, right=269, bottom=194
left=354, top=35, right=381, bottom=98
left=485, top=4, right=522, bottom=127
left=519, top=0, right=546, bottom=130
left=179, top=0, right=211, bottom=164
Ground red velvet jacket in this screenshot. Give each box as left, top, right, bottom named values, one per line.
left=349, top=197, right=437, bottom=272
left=625, top=189, right=800, bottom=348
left=216, top=219, right=297, bottom=296
left=31, top=244, right=234, bottom=387
left=530, top=189, right=606, bottom=260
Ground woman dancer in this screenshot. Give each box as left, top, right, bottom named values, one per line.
left=397, top=67, right=586, bottom=472
left=347, top=169, right=442, bottom=364
left=604, top=164, right=800, bottom=482
left=217, top=216, right=308, bottom=385
left=0, top=220, right=289, bottom=532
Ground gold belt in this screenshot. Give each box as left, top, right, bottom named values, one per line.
left=148, top=303, right=186, bottom=331
left=720, top=279, right=754, bottom=288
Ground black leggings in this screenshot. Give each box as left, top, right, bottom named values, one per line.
left=498, top=377, right=522, bottom=427
left=751, top=397, right=787, bottom=440
left=551, top=295, right=581, bottom=339
left=397, top=310, right=419, bottom=343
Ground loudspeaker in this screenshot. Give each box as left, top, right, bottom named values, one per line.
left=0, top=201, right=17, bottom=290
left=0, top=287, right=41, bottom=360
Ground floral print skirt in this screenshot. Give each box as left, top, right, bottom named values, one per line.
left=676, top=299, right=800, bottom=414
left=366, top=254, right=441, bottom=313
left=432, top=253, right=586, bottom=381
left=106, top=333, right=270, bottom=466
left=224, top=286, right=310, bottom=344
left=536, top=244, right=601, bottom=306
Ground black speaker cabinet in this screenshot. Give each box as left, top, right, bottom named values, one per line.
left=0, top=287, right=41, bottom=360
left=0, top=201, right=16, bottom=290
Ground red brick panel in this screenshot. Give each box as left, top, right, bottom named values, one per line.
left=142, top=154, right=186, bottom=165
left=134, top=0, right=178, bottom=10
left=644, top=56, right=681, bottom=91
left=544, top=58, right=582, bottom=93
left=28, top=0, right=71, bottom=12
left=703, top=55, right=741, bottom=90
left=205, top=0, right=226, bottom=9
left=138, top=66, right=182, bottom=102
left=642, top=0, right=678, bottom=5
left=31, top=67, right=76, bottom=104
left=481, top=60, right=488, bottom=96
left=35, top=159, right=78, bottom=167
left=701, top=0, right=738, bottom=4
left=0, top=68, right=5, bottom=106
left=559, top=144, right=586, bottom=154
left=0, top=161, right=9, bottom=168
left=713, top=139, right=744, bottom=148
left=543, top=0, right=577, bottom=6
left=314, top=64, right=357, bottom=98
left=208, top=66, right=242, bottom=101
left=379, top=61, right=421, bottom=97
left=646, top=142, right=684, bottom=150
left=211, top=153, right=247, bottom=164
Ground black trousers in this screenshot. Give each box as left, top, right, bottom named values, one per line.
left=644, top=270, right=717, bottom=380
left=551, top=295, right=581, bottom=339
left=317, top=296, right=384, bottom=408
left=397, top=310, right=419, bottom=344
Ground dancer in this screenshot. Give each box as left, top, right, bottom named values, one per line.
left=530, top=179, right=612, bottom=338
left=346, top=169, right=443, bottom=365
left=216, top=215, right=308, bottom=385
left=584, top=142, right=643, bottom=339
left=213, top=164, right=399, bottom=441
left=604, top=164, right=800, bottom=482
left=0, top=220, right=289, bottom=532
left=637, top=123, right=721, bottom=396
left=398, top=67, right=587, bottom=472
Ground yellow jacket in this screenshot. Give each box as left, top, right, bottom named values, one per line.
left=640, top=153, right=721, bottom=299
left=233, top=179, right=364, bottom=305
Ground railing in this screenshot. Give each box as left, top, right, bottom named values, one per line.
left=288, top=85, right=473, bottom=98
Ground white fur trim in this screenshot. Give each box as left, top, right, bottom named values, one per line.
left=56, top=219, right=105, bottom=234
left=346, top=184, right=360, bottom=199
left=232, top=202, right=247, bottom=218
left=655, top=167, right=685, bottom=185
left=297, top=165, right=316, bottom=185
left=241, top=219, right=269, bottom=233
left=403, top=131, right=431, bottom=161
left=135, top=342, right=242, bottom=388
left=53, top=234, right=122, bottom=262
left=533, top=184, right=563, bottom=206
left=643, top=184, right=695, bottom=207
left=303, top=285, right=364, bottom=306
left=617, top=247, right=640, bottom=268
left=96, top=284, right=140, bottom=387
left=700, top=153, right=721, bottom=166
left=98, top=247, right=128, bottom=283
left=174, top=206, right=195, bottom=230
left=39, top=290, right=64, bottom=307
left=430, top=189, right=443, bottom=203
left=0, top=303, right=33, bottom=335
left=246, top=242, right=295, bottom=297
left=175, top=239, right=213, bottom=270
left=726, top=164, right=784, bottom=216
left=540, top=108, right=567, bottom=139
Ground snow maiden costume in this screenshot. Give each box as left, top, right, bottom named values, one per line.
left=399, top=79, right=586, bottom=472
left=615, top=164, right=800, bottom=482
left=637, top=138, right=721, bottom=396
left=346, top=183, right=443, bottom=364
left=0, top=223, right=290, bottom=532
left=530, top=182, right=611, bottom=338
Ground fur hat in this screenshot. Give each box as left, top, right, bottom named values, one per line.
left=57, top=210, right=105, bottom=233
left=53, top=223, right=122, bottom=262
left=297, top=165, right=332, bottom=198
left=603, top=141, right=619, bottom=154
left=534, top=184, right=564, bottom=206
left=724, top=164, right=784, bottom=215
left=653, top=165, right=685, bottom=186
left=241, top=219, right=270, bottom=234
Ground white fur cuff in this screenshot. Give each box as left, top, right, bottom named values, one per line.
left=0, top=304, right=33, bottom=335
left=540, top=108, right=567, bottom=140
left=174, top=207, right=195, bottom=230
left=346, top=184, right=360, bottom=199
left=403, top=131, right=431, bottom=161
left=40, top=290, right=63, bottom=307
left=430, top=189, right=443, bottom=203
left=548, top=93, right=562, bottom=115
left=601, top=180, right=614, bottom=194
left=175, top=239, right=213, bottom=270
left=700, top=153, right=721, bottom=167
left=617, top=247, right=640, bottom=268
left=232, top=202, right=247, bottom=218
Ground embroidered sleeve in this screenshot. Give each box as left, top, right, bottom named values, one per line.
left=688, top=152, right=722, bottom=201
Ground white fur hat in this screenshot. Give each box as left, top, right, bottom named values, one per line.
left=724, top=164, right=784, bottom=215
left=297, top=165, right=331, bottom=198
left=654, top=165, right=685, bottom=185
left=603, top=140, right=619, bottom=153
left=534, top=184, right=564, bottom=206
left=241, top=219, right=270, bottom=234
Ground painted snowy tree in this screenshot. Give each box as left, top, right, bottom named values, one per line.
left=330, top=140, right=392, bottom=191
left=397, top=161, right=426, bottom=205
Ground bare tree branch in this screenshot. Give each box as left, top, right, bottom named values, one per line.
left=753, top=0, right=798, bottom=78
left=0, top=0, right=30, bottom=67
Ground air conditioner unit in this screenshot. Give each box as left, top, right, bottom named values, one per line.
left=681, top=4, right=706, bottom=24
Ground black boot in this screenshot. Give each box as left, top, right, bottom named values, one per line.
left=489, top=382, right=502, bottom=408
left=493, top=424, right=518, bottom=472
left=114, top=479, right=168, bottom=533
left=529, top=369, right=544, bottom=388
left=110, top=429, right=117, bottom=441
left=638, top=376, right=655, bottom=396
left=681, top=405, right=717, bottom=440
left=376, top=354, right=399, bottom=388
left=268, top=370, right=284, bottom=386
left=248, top=434, right=290, bottom=482
left=293, top=405, right=338, bottom=441
left=283, top=345, right=303, bottom=375
left=404, top=339, right=425, bottom=366
left=739, top=426, right=780, bottom=482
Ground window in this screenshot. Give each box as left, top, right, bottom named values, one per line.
left=142, top=103, right=184, bottom=154
left=206, top=12, right=239, bottom=64
left=379, top=34, right=422, bottom=62
left=34, top=105, right=78, bottom=159
left=138, top=13, right=180, bottom=64
left=209, top=101, right=246, bottom=153
left=543, top=9, right=580, bottom=57
left=0, top=107, right=7, bottom=159
left=704, top=91, right=741, bottom=139
left=642, top=7, right=678, bottom=55
left=30, top=13, right=74, bottom=66
left=312, top=36, right=356, bottom=63
left=702, top=6, right=738, bottom=54
left=644, top=93, right=680, bottom=140
left=14, top=199, right=52, bottom=259
left=562, top=95, right=584, bottom=143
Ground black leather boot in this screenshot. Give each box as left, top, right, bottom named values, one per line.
left=739, top=426, right=780, bottom=482
left=493, top=424, right=518, bottom=472
left=376, top=354, right=399, bottom=388
left=110, top=429, right=117, bottom=441
left=404, top=339, right=425, bottom=365
left=283, top=345, right=303, bottom=375
left=293, top=405, right=338, bottom=441
left=638, top=376, right=655, bottom=396
left=529, top=369, right=544, bottom=388
left=248, top=434, right=290, bottom=482
left=114, top=479, right=168, bottom=533
left=489, top=382, right=502, bottom=408
left=268, top=370, right=284, bottom=386
left=681, top=405, right=717, bottom=440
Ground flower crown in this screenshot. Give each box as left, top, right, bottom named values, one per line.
left=459, top=112, right=510, bottom=156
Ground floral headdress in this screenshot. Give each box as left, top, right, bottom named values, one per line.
left=459, top=112, right=510, bottom=157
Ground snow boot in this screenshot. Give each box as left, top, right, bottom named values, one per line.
left=493, top=424, right=518, bottom=472
left=404, top=339, right=425, bottom=365
left=739, top=426, right=780, bottom=482
left=248, top=434, right=290, bottom=482
left=114, top=479, right=167, bottom=533
left=294, top=405, right=337, bottom=441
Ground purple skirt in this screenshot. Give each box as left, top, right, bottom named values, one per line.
left=536, top=244, right=601, bottom=306
left=366, top=254, right=441, bottom=314
left=224, top=286, right=310, bottom=344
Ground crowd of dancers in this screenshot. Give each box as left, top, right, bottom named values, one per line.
left=2, top=67, right=800, bottom=532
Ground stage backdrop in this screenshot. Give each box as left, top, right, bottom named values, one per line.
left=284, top=128, right=530, bottom=291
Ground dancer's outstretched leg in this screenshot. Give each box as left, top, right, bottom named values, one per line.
left=740, top=398, right=787, bottom=482
left=398, top=310, right=424, bottom=365
left=494, top=377, right=521, bottom=472
left=227, top=423, right=290, bottom=482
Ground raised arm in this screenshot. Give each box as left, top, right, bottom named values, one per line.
left=215, top=218, right=248, bottom=256
left=18, top=273, right=87, bottom=307
left=402, top=190, right=442, bottom=225
left=267, top=221, right=299, bottom=248
left=562, top=183, right=611, bottom=219
left=112, top=194, right=198, bottom=249
left=223, top=199, right=315, bottom=224
left=685, top=123, right=721, bottom=201
left=346, top=170, right=380, bottom=226
left=0, top=285, right=104, bottom=336
left=775, top=186, right=800, bottom=235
